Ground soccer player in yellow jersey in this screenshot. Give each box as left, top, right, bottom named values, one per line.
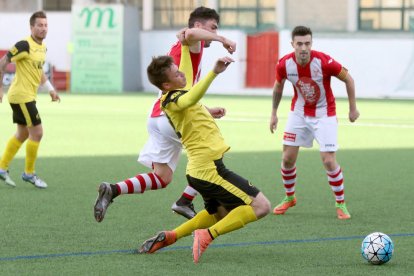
left=0, top=11, right=60, bottom=189
left=138, top=45, right=270, bottom=263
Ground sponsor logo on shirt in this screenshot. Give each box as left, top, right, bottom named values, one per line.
left=283, top=132, right=296, bottom=142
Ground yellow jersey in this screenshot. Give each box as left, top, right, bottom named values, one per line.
left=7, top=36, right=46, bottom=104
left=160, top=45, right=230, bottom=170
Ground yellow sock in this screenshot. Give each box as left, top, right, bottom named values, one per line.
left=25, top=139, right=40, bottom=174
left=209, top=205, right=257, bottom=239
left=174, top=209, right=218, bottom=240
left=0, top=136, right=23, bottom=170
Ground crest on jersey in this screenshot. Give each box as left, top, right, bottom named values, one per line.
left=296, top=77, right=321, bottom=105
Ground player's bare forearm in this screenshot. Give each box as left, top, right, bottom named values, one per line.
left=206, top=106, right=226, bottom=119
left=175, top=58, right=233, bottom=110
left=271, top=80, right=284, bottom=113
left=344, top=74, right=359, bottom=122
left=184, top=28, right=236, bottom=53
left=270, top=80, right=284, bottom=133
left=41, top=73, right=47, bottom=85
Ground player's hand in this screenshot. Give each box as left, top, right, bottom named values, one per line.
left=208, top=107, right=226, bottom=119
left=269, top=113, right=278, bottom=133
left=50, top=90, right=61, bottom=102
left=349, top=108, right=360, bottom=122
left=177, top=27, right=189, bottom=45
left=213, top=57, right=234, bottom=74
left=222, top=38, right=236, bottom=54
left=0, top=88, right=3, bottom=103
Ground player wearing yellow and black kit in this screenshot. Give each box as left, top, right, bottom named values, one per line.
left=138, top=45, right=271, bottom=263
left=0, top=11, right=60, bottom=189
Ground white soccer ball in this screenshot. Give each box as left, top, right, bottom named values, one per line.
left=361, top=232, right=394, bottom=265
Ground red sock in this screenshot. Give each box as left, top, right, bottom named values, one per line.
left=116, top=172, right=166, bottom=194
left=327, top=166, right=344, bottom=203
left=281, top=165, right=296, bottom=197
left=181, top=185, right=197, bottom=200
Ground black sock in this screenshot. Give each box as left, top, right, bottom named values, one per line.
left=176, top=196, right=191, bottom=206
left=110, top=184, right=119, bottom=199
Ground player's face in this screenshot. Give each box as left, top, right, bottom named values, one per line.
left=163, top=64, right=186, bottom=91
left=31, top=18, right=48, bottom=43
left=198, top=19, right=218, bottom=48
left=292, top=34, right=312, bottom=65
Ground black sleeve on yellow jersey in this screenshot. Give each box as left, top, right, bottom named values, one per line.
left=161, top=90, right=188, bottom=109
left=7, top=40, right=30, bottom=60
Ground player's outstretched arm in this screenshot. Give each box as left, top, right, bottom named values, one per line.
left=174, top=57, right=234, bottom=110
left=206, top=107, right=226, bottom=119
left=183, top=28, right=236, bottom=54
left=213, top=56, right=234, bottom=74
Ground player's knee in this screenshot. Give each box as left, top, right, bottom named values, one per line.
left=15, top=133, right=28, bottom=142
left=322, top=158, right=337, bottom=171
left=153, top=164, right=174, bottom=185
left=282, top=158, right=295, bottom=169
left=28, top=129, right=43, bottom=141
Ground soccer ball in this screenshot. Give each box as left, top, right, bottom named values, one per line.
left=361, top=232, right=394, bottom=265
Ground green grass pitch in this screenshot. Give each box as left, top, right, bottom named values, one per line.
left=0, top=93, right=413, bottom=275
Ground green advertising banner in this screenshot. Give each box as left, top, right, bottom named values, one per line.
left=71, top=4, right=123, bottom=93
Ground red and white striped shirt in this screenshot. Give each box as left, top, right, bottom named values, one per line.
left=150, top=41, right=204, bottom=117
left=275, top=50, right=342, bottom=117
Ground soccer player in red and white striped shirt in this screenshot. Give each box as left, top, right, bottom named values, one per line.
left=93, top=7, right=236, bottom=223
left=269, top=26, right=360, bottom=220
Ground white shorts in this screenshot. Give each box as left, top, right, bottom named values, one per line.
left=283, top=111, right=338, bottom=152
left=138, top=115, right=183, bottom=171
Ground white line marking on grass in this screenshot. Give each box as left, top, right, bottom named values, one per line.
left=341, top=122, right=414, bottom=128
left=1, top=233, right=412, bottom=262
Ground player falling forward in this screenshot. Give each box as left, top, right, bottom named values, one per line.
left=94, top=7, right=236, bottom=222
left=269, top=26, right=359, bottom=219
left=138, top=45, right=270, bottom=263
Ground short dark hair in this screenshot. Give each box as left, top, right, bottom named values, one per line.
left=188, top=6, right=220, bottom=28
left=147, top=56, right=175, bottom=90
left=30, top=11, right=47, bottom=26
left=291, top=26, right=312, bottom=40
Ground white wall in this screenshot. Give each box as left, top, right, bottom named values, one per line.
left=279, top=30, right=414, bottom=98
left=1, top=12, right=414, bottom=98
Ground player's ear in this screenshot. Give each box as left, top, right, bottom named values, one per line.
left=162, top=82, right=171, bottom=91
left=193, top=21, right=201, bottom=28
